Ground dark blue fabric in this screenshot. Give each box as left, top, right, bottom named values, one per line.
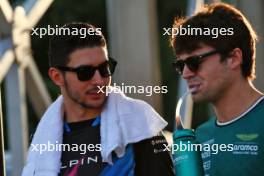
left=99, top=145, right=135, bottom=176
left=61, top=116, right=135, bottom=175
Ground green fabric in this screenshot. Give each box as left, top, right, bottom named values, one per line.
left=195, top=97, right=264, bottom=176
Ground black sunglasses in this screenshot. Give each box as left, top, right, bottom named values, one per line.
left=172, top=50, right=220, bottom=75
left=55, top=57, right=117, bottom=81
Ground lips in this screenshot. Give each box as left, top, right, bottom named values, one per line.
left=188, top=83, right=201, bottom=93
left=86, top=87, right=104, bottom=94
left=85, top=89, right=104, bottom=100
left=86, top=91, right=103, bottom=97
left=86, top=91, right=104, bottom=100
left=88, top=90, right=101, bottom=94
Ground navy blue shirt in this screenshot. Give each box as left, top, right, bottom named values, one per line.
left=59, top=116, right=135, bottom=176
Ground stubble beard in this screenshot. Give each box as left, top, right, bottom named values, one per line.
left=64, top=79, right=107, bottom=109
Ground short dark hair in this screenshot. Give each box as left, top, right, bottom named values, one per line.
left=170, top=3, right=258, bottom=80
left=48, top=22, right=106, bottom=67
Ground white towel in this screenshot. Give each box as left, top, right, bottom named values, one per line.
left=22, top=87, right=167, bottom=175
left=22, top=96, right=64, bottom=176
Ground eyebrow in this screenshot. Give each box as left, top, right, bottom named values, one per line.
left=73, top=60, right=108, bottom=68
left=177, top=54, right=196, bottom=61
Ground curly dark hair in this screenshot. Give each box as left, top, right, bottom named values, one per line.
left=170, top=3, right=258, bottom=80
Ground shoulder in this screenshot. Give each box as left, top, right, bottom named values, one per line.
left=196, top=117, right=216, bottom=133
left=134, top=132, right=170, bottom=156
left=252, top=96, right=264, bottom=113
left=133, top=132, right=175, bottom=176
left=195, top=117, right=216, bottom=142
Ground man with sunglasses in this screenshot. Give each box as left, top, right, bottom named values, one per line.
left=171, top=3, right=264, bottom=176
left=22, top=23, right=174, bottom=176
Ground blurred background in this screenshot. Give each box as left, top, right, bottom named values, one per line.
left=0, top=0, right=263, bottom=175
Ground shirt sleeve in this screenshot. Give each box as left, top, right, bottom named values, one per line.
left=133, top=132, right=175, bottom=176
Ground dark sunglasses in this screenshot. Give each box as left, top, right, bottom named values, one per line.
left=172, top=50, right=220, bottom=75
left=55, top=57, right=117, bottom=81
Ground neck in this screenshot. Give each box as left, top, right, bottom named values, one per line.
left=63, top=96, right=102, bottom=123
left=212, top=79, right=263, bottom=123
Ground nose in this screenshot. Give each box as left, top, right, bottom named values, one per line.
left=91, top=70, right=104, bottom=85
left=182, top=65, right=195, bottom=80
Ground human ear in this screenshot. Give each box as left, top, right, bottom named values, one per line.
left=48, top=67, right=65, bottom=86
left=227, top=48, right=243, bottom=70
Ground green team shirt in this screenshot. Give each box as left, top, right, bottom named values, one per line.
left=195, top=96, right=264, bottom=176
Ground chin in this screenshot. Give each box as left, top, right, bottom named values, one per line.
left=86, top=98, right=106, bottom=108
left=192, top=94, right=206, bottom=103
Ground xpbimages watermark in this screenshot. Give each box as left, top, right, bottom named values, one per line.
left=163, top=25, right=234, bottom=38
left=163, top=142, right=234, bottom=155
left=30, top=141, right=101, bottom=155
left=97, top=83, right=168, bottom=96
left=31, top=25, right=102, bottom=38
